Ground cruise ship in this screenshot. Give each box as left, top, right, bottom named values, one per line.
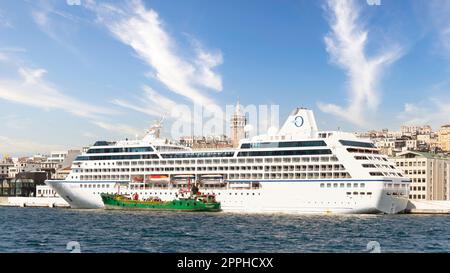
left=46, top=108, right=410, bottom=214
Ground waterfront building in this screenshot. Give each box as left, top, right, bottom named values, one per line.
left=53, top=150, right=81, bottom=180
left=373, top=137, right=415, bottom=157
left=55, top=166, right=71, bottom=180
left=401, top=125, right=432, bottom=136
left=64, top=150, right=81, bottom=164
left=393, top=151, right=450, bottom=200
left=8, top=158, right=42, bottom=178
left=179, top=135, right=232, bottom=149
left=438, top=125, right=450, bottom=152
left=405, top=139, right=417, bottom=151
left=39, top=150, right=81, bottom=180
left=36, top=185, right=58, bottom=197
left=359, top=124, right=441, bottom=156
left=0, top=171, right=47, bottom=197
left=0, top=177, right=30, bottom=197
left=373, top=138, right=397, bottom=156
left=416, top=134, right=431, bottom=143
left=230, top=98, right=247, bottom=148
left=29, top=154, right=48, bottom=162
left=0, top=158, right=13, bottom=179
left=47, top=151, right=69, bottom=163
left=356, top=129, right=402, bottom=139
left=39, top=161, right=60, bottom=179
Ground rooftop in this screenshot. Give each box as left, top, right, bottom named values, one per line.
left=395, top=151, right=450, bottom=160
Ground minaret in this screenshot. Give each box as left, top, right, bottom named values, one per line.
left=231, top=97, right=247, bottom=148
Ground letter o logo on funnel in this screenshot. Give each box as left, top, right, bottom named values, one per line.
left=294, top=116, right=304, bottom=127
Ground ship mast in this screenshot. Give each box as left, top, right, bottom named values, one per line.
left=143, top=115, right=165, bottom=140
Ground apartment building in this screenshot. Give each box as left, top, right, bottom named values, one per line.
left=393, top=151, right=450, bottom=200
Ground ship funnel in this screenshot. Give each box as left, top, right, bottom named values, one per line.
left=277, top=107, right=318, bottom=138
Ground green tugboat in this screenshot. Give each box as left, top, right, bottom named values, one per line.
left=100, top=190, right=221, bottom=212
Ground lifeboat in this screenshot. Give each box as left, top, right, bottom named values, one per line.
left=172, top=174, right=195, bottom=178
left=148, top=174, right=168, bottom=179
left=132, top=176, right=144, bottom=182
left=146, top=174, right=169, bottom=183
left=199, top=174, right=224, bottom=185
left=171, top=174, right=195, bottom=185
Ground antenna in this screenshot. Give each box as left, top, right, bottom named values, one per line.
left=159, top=113, right=166, bottom=125
left=143, top=113, right=167, bottom=140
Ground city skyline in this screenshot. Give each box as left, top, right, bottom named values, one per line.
left=1, top=0, right=450, bottom=156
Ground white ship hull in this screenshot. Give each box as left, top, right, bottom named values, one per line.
left=46, top=179, right=409, bottom=214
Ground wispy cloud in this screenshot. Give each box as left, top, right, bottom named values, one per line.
left=0, top=46, right=144, bottom=139
left=318, top=0, right=402, bottom=127
left=0, top=47, right=26, bottom=64
left=398, top=98, right=450, bottom=128
left=0, top=62, right=145, bottom=138
left=85, top=0, right=223, bottom=110
left=0, top=114, right=32, bottom=130
left=0, top=10, right=13, bottom=28
left=30, top=1, right=86, bottom=56
left=112, top=84, right=222, bottom=139
left=81, top=131, right=98, bottom=139
left=428, top=0, right=450, bottom=57
left=112, top=85, right=177, bottom=118
left=0, top=47, right=26, bottom=53
left=396, top=0, right=450, bottom=128
left=91, top=120, right=141, bottom=137
left=190, top=38, right=223, bottom=92
left=0, top=135, right=67, bottom=156
left=0, top=63, right=146, bottom=141
left=0, top=66, right=114, bottom=119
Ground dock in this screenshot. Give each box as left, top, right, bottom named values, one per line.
left=0, top=196, right=69, bottom=208
left=1, top=197, right=450, bottom=213
left=405, top=200, right=450, bottom=214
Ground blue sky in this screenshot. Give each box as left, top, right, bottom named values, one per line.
left=0, top=0, right=450, bottom=156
